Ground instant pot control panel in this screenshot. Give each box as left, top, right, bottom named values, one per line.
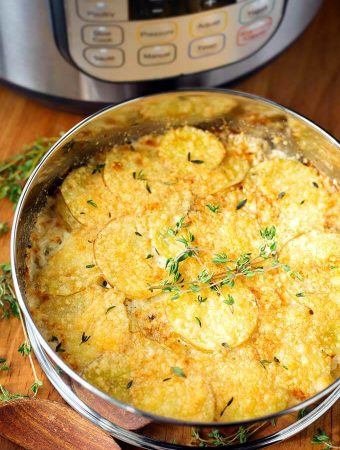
left=50, top=0, right=286, bottom=82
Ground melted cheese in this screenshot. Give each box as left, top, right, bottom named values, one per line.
left=27, top=123, right=340, bottom=422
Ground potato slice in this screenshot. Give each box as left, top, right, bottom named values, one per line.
left=82, top=351, right=133, bottom=405
left=279, top=231, right=340, bottom=306
left=148, top=187, right=192, bottom=261
left=140, top=94, right=237, bottom=120
left=83, top=336, right=215, bottom=421
left=190, top=152, right=250, bottom=198
left=37, top=227, right=102, bottom=296
left=280, top=231, right=340, bottom=269
left=158, top=126, right=225, bottom=176
left=33, top=286, right=129, bottom=371
left=128, top=296, right=171, bottom=339
left=156, top=189, right=265, bottom=286
left=290, top=293, right=340, bottom=359
left=325, top=189, right=340, bottom=232
left=61, top=165, right=114, bottom=228
left=103, top=145, right=177, bottom=204
left=188, top=189, right=262, bottom=262
left=27, top=199, right=70, bottom=282
left=54, top=191, right=79, bottom=230
left=166, top=285, right=258, bottom=351
left=244, top=159, right=332, bottom=246
left=127, top=296, right=189, bottom=353
left=83, top=336, right=214, bottom=421
left=131, top=363, right=215, bottom=421
left=208, top=347, right=289, bottom=421
left=264, top=302, right=334, bottom=399
left=243, top=279, right=336, bottom=400
left=104, top=144, right=192, bottom=227
left=95, top=216, right=166, bottom=299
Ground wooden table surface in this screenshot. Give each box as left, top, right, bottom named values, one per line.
left=0, top=1, right=339, bottom=448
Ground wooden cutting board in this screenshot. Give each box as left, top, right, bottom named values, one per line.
left=0, top=1, right=339, bottom=448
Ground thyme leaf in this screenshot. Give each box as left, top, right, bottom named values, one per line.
left=0, top=222, right=9, bottom=237
left=92, top=163, right=105, bottom=174
left=223, top=294, right=235, bottom=306
left=31, top=380, right=43, bottom=396
left=55, top=342, right=65, bottom=353
left=195, top=316, right=202, bottom=327
left=220, top=397, right=234, bottom=417
left=259, top=360, right=272, bottom=369
left=171, top=366, right=186, bottom=378
left=236, top=198, right=247, bottom=210
left=132, top=170, right=146, bottom=181
left=187, top=152, right=204, bottom=164
left=0, top=385, right=28, bottom=402
left=0, top=359, right=10, bottom=371
left=297, top=407, right=309, bottom=420
left=80, top=332, right=91, bottom=344
left=206, top=204, right=220, bottom=213
left=0, top=136, right=59, bottom=205
left=311, top=428, right=338, bottom=448
left=18, top=342, right=31, bottom=357
left=87, top=199, right=97, bottom=208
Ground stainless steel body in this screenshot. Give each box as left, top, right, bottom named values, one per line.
left=0, top=0, right=322, bottom=106
left=11, top=90, right=340, bottom=449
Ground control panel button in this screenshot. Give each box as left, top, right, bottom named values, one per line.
left=84, top=47, right=124, bottom=67
left=137, top=22, right=177, bottom=44
left=138, top=44, right=176, bottom=66
left=237, top=16, right=273, bottom=46
left=82, top=25, right=123, bottom=45
left=189, top=34, right=225, bottom=58
left=77, top=0, right=128, bottom=22
left=191, top=11, right=227, bottom=37
left=239, top=0, right=274, bottom=24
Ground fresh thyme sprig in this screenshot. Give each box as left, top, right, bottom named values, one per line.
left=311, top=429, right=340, bottom=449
left=150, top=226, right=292, bottom=298
left=0, top=385, right=28, bottom=402
left=0, top=358, right=10, bottom=371
left=191, top=422, right=269, bottom=446
left=0, top=138, right=57, bottom=399
left=0, top=264, right=43, bottom=400
left=166, top=216, right=189, bottom=237
left=0, top=136, right=58, bottom=206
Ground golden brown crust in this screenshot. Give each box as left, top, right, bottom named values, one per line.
left=26, top=123, right=339, bottom=422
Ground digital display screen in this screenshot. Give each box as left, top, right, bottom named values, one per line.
left=128, top=0, right=237, bottom=20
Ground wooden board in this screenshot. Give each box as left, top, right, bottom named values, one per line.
left=0, top=0, right=339, bottom=447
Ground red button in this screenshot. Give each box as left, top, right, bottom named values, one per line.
left=237, top=16, right=272, bottom=46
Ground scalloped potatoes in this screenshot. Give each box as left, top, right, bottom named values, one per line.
left=27, top=121, right=339, bottom=422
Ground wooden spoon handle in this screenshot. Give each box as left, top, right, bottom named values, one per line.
left=0, top=399, right=120, bottom=450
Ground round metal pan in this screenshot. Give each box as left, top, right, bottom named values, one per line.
left=10, top=89, right=340, bottom=448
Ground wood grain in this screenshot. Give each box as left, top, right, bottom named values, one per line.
left=0, top=0, right=339, bottom=448
left=0, top=399, right=119, bottom=450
